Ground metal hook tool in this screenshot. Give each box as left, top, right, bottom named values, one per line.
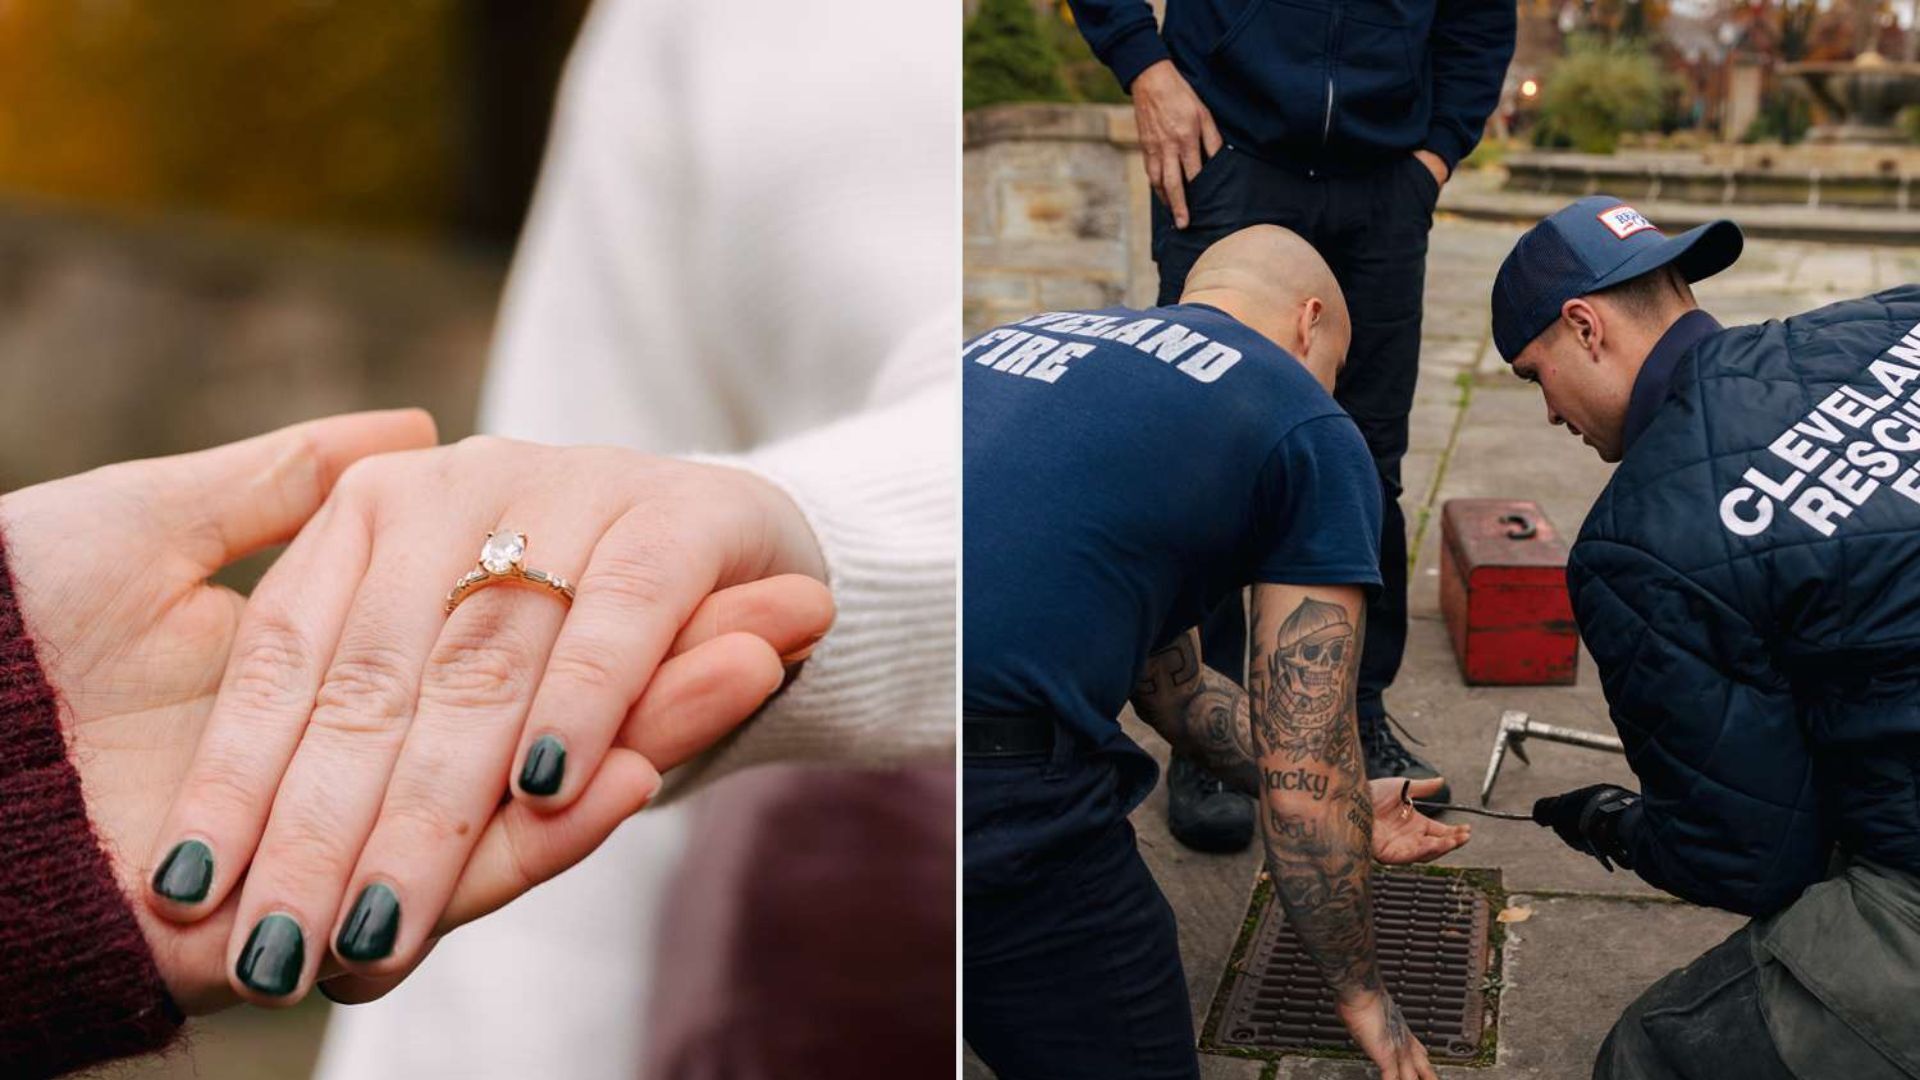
left=1480, top=709, right=1624, bottom=805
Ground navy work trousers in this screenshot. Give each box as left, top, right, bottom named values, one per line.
left=963, top=743, right=1198, bottom=1079
left=1155, top=148, right=1438, bottom=705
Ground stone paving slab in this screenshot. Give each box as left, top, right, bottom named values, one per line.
left=1439, top=168, right=1920, bottom=246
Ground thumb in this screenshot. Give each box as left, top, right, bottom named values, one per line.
left=1400, top=776, right=1447, bottom=800
left=153, top=409, right=438, bottom=575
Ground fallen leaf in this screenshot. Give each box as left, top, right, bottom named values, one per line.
left=1496, top=904, right=1534, bottom=924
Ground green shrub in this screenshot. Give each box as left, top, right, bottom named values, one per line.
left=1532, top=36, right=1668, bottom=153
left=1741, top=91, right=1812, bottom=145
left=964, top=0, right=1068, bottom=110
left=1901, top=105, right=1920, bottom=145
left=1045, top=9, right=1129, bottom=104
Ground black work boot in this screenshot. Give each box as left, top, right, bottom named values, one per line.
left=1166, top=752, right=1255, bottom=853
left=1361, top=712, right=1451, bottom=804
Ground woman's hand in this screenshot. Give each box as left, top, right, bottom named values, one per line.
left=139, top=433, right=832, bottom=1005
left=0, top=413, right=830, bottom=1012
left=1368, top=777, right=1472, bottom=865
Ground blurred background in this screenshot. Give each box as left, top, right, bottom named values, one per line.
left=963, top=0, right=1920, bottom=334
left=0, top=2, right=587, bottom=1075
left=0, top=0, right=589, bottom=495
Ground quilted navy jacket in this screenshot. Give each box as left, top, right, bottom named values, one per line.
left=1570, top=285, right=1920, bottom=917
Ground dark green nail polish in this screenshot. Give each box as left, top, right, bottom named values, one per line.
left=336, top=883, right=400, bottom=962
left=236, top=914, right=305, bottom=997
left=152, top=840, right=214, bottom=903
left=519, top=734, right=566, bottom=796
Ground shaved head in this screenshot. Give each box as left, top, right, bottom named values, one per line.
left=1179, top=225, right=1350, bottom=388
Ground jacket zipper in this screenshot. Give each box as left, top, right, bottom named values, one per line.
left=1321, top=7, right=1341, bottom=148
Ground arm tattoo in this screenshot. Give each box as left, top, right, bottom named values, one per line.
left=1130, top=632, right=1259, bottom=792
left=1249, top=593, right=1381, bottom=1000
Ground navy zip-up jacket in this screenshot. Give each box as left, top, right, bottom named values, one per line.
left=1572, top=286, right=1920, bottom=917
left=1065, top=0, right=1514, bottom=172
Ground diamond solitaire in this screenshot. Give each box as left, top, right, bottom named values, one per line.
left=480, top=531, right=526, bottom=574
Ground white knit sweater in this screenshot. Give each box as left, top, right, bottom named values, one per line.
left=315, top=2, right=954, bottom=1075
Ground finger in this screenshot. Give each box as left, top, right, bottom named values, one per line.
left=511, top=506, right=732, bottom=808
left=667, top=574, right=834, bottom=663
left=1143, top=147, right=1167, bottom=208
left=1413, top=824, right=1470, bottom=862
left=1200, top=108, right=1225, bottom=158
left=327, top=582, right=570, bottom=975
left=155, top=409, right=437, bottom=576
left=442, top=748, right=662, bottom=930
left=1163, top=157, right=1190, bottom=229
left=1413, top=1039, right=1438, bottom=1080
left=145, top=504, right=369, bottom=924
left=1179, top=132, right=1204, bottom=184
left=225, top=530, right=477, bottom=1004
left=1401, top=776, right=1449, bottom=800
left=618, top=632, right=786, bottom=772
left=318, top=938, right=437, bottom=1006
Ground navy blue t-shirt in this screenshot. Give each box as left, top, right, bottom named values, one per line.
left=963, top=303, right=1384, bottom=755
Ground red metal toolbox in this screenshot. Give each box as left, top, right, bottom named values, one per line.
left=1439, top=499, right=1578, bottom=686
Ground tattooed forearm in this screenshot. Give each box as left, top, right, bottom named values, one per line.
left=1249, top=588, right=1381, bottom=1001
left=1130, top=631, right=1260, bottom=792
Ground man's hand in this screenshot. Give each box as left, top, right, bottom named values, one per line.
left=1532, top=784, right=1640, bottom=871
left=1370, top=778, right=1471, bottom=864
left=1131, top=60, right=1223, bottom=229
left=1336, top=989, right=1437, bottom=1080
left=1412, top=149, right=1450, bottom=190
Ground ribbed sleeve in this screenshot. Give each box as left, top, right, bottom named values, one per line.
left=0, top=526, right=182, bottom=1077
left=668, top=376, right=956, bottom=792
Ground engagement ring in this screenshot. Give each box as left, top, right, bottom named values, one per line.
left=445, top=531, right=576, bottom=615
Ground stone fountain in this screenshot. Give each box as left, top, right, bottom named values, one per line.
left=1781, top=51, right=1920, bottom=145
left=1504, top=52, right=1920, bottom=213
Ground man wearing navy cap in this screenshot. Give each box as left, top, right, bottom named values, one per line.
left=1493, top=196, right=1920, bottom=1078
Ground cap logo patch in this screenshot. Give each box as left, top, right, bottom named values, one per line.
left=1597, top=205, right=1657, bottom=240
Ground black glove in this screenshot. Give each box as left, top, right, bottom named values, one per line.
left=1532, top=784, right=1641, bottom=872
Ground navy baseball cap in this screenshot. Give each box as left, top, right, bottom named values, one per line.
left=1490, top=196, right=1743, bottom=363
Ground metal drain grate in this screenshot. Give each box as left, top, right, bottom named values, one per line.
left=1211, top=869, right=1490, bottom=1060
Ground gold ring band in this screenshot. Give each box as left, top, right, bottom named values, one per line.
left=445, top=531, right=576, bottom=615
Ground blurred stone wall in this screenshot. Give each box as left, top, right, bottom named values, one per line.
left=0, top=1, right=587, bottom=245
left=964, top=103, right=1156, bottom=335
left=0, top=200, right=500, bottom=495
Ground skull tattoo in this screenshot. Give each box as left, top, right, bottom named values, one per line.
left=1274, top=599, right=1354, bottom=719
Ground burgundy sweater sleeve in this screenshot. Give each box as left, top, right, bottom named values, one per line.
left=0, top=527, right=183, bottom=1077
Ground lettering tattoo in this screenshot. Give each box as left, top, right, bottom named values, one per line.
left=1264, top=766, right=1330, bottom=800
left=1248, top=592, right=1382, bottom=1000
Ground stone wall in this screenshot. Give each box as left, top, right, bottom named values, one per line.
left=963, top=103, right=1157, bottom=336
left=0, top=199, right=500, bottom=497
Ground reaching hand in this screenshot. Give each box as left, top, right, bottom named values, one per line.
left=1131, top=60, right=1224, bottom=230
left=1532, top=783, right=1639, bottom=871
left=1369, top=777, right=1471, bottom=865
left=1336, top=988, right=1438, bottom=1080
left=136, top=431, right=832, bottom=1006
left=0, top=413, right=831, bottom=1012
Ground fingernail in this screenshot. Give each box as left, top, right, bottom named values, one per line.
left=236, top=914, right=305, bottom=997
left=152, top=839, right=214, bottom=903
left=519, top=734, right=566, bottom=796
left=336, top=883, right=400, bottom=962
